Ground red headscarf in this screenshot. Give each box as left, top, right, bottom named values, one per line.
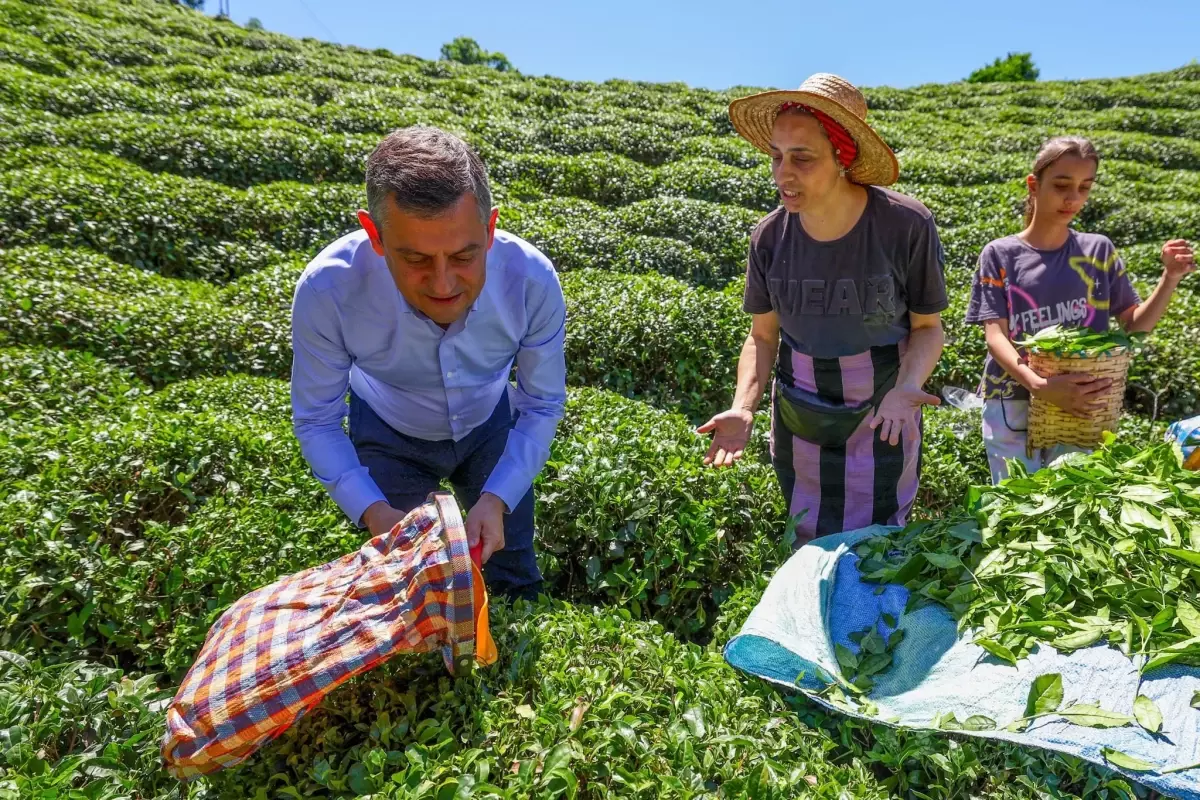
left=778, top=102, right=857, bottom=169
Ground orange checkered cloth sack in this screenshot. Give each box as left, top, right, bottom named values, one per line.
left=161, top=492, right=497, bottom=780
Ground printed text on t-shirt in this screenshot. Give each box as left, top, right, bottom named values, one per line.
left=767, top=276, right=896, bottom=317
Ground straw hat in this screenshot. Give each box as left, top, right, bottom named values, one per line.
left=729, top=73, right=899, bottom=186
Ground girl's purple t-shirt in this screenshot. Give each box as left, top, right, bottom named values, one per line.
left=965, top=231, right=1141, bottom=400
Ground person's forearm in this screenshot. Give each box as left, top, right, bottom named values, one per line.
left=984, top=327, right=1045, bottom=394
left=1124, top=273, right=1182, bottom=333
left=732, top=332, right=777, bottom=414
left=897, top=324, right=944, bottom=389
left=293, top=415, right=387, bottom=526
left=480, top=401, right=563, bottom=512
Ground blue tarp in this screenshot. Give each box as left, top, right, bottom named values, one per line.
left=725, top=526, right=1200, bottom=799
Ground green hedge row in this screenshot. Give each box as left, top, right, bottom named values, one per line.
left=8, top=105, right=1200, bottom=211
left=0, top=107, right=761, bottom=179
left=0, top=395, right=358, bottom=674
left=0, top=654, right=177, bottom=800
left=936, top=104, right=1200, bottom=142
left=562, top=269, right=745, bottom=420
left=5, top=603, right=1144, bottom=800
left=6, top=243, right=1198, bottom=423
left=1, top=248, right=748, bottom=417
left=875, top=112, right=1200, bottom=170
left=0, top=345, right=148, bottom=429
left=538, top=387, right=785, bottom=636
left=1, top=604, right=894, bottom=800
left=0, top=151, right=765, bottom=285
left=0, top=152, right=354, bottom=280
left=6, top=142, right=1191, bottom=290
left=1, top=114, right=377, bottom=187
left=881, top=76, right=1200, bottom=113
left=501, top=196, right=757, bottom=286
left=0, top=246, right=294, bottom=384
left=0, top=370, right=787, bottom=669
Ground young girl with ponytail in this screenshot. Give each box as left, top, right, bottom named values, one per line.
left=966, top=136, right=1195, bottom=483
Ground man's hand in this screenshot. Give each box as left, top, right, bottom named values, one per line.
left=697, top=409, right=754, bottom=467
left=466, top=492, right=507, bottom=563
left=360, top=500, right=407, bottom=537
left=869, top=385, right=940, bottom=446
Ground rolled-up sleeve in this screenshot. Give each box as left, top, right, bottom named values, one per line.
left=482, top=272, right=567, bottom=511
left=290, top=277, right=386, bottom=526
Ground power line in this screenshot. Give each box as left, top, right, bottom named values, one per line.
left=293, top=0, right=338, bottom=42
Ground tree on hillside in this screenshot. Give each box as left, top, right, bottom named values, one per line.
left=966, top=52, right=1039, bottom=83
left=246, top=17, right=264, bottom=30
left=440, top=36, right=515, bottom=72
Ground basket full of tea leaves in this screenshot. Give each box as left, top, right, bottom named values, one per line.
left=1015, top=325, right=1146, bottom=455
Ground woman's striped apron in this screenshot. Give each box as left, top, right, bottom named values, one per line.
left=770, top=336, right=921, bottom=546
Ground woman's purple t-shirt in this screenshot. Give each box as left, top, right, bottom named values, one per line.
left=965, top=231, right=1141, bottom=400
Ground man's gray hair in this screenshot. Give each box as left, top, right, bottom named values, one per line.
left=365, top=126, right=492, bottom=226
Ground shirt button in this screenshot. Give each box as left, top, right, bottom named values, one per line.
left=451, top=414, right=458, bottom=421
left=446, top=371, right=455, bottom=378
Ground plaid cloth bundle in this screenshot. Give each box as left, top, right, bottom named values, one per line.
left=161, top=492, right=496, bottom=780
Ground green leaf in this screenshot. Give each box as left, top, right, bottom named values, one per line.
left=1132, top=695, right=1162, bottom=734
left=856, top=653, right=893, bottom=677
left=1178, top=599, right=1200, bottom=637
left=1118, top=484, right=1167, bottom=503
left=891, top=555, right=926, bottom=584
left=682, top=706, right=706, bottom=738
left=975, top=547, right=1011, bottom=577
left=541, top=742, right=574, bottom=779
left=1052, top=627, right=1103, bottom=651
left=948, top=520, right=983, bottom=543
left=932, top=711, right=961, bottom=730
left=964, top=715, right=997, bottom=731
left=924, top=552, right=963, bottom=570
left=1102, top=748, right=1156, bottom=772
left=1162, top=548, right=1200, bottom=567
left=1057, top=704, right=1135, bottom=728
left=1024, top=673, right=1063, bottom=717
left=976, top=638, right=1018, bottom=665
left=834, top=643, right=858, bottom=673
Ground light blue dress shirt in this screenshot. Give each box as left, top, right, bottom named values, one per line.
left=289, top=228, right=567, bottom=526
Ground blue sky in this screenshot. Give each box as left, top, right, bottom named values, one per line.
left=221, top=0, right=1198, bottom=91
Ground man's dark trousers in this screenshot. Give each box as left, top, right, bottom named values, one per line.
left=348, top=388, right=542, bottom=602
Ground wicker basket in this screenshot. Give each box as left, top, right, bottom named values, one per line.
left=1026, top=347, right=1131, bottom=456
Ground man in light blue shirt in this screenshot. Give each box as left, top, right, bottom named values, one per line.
left=290, top=125, right=566, bottom=600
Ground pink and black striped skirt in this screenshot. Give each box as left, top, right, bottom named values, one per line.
left=770, top=338, right=921, bottom=546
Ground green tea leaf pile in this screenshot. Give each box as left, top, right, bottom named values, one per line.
left=1015, top=323, right=1147, bottom=356
left=856, top=436, right=1200, bottom=673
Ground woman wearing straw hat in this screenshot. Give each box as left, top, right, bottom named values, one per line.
left=698, top=74, right=948, bottom=546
